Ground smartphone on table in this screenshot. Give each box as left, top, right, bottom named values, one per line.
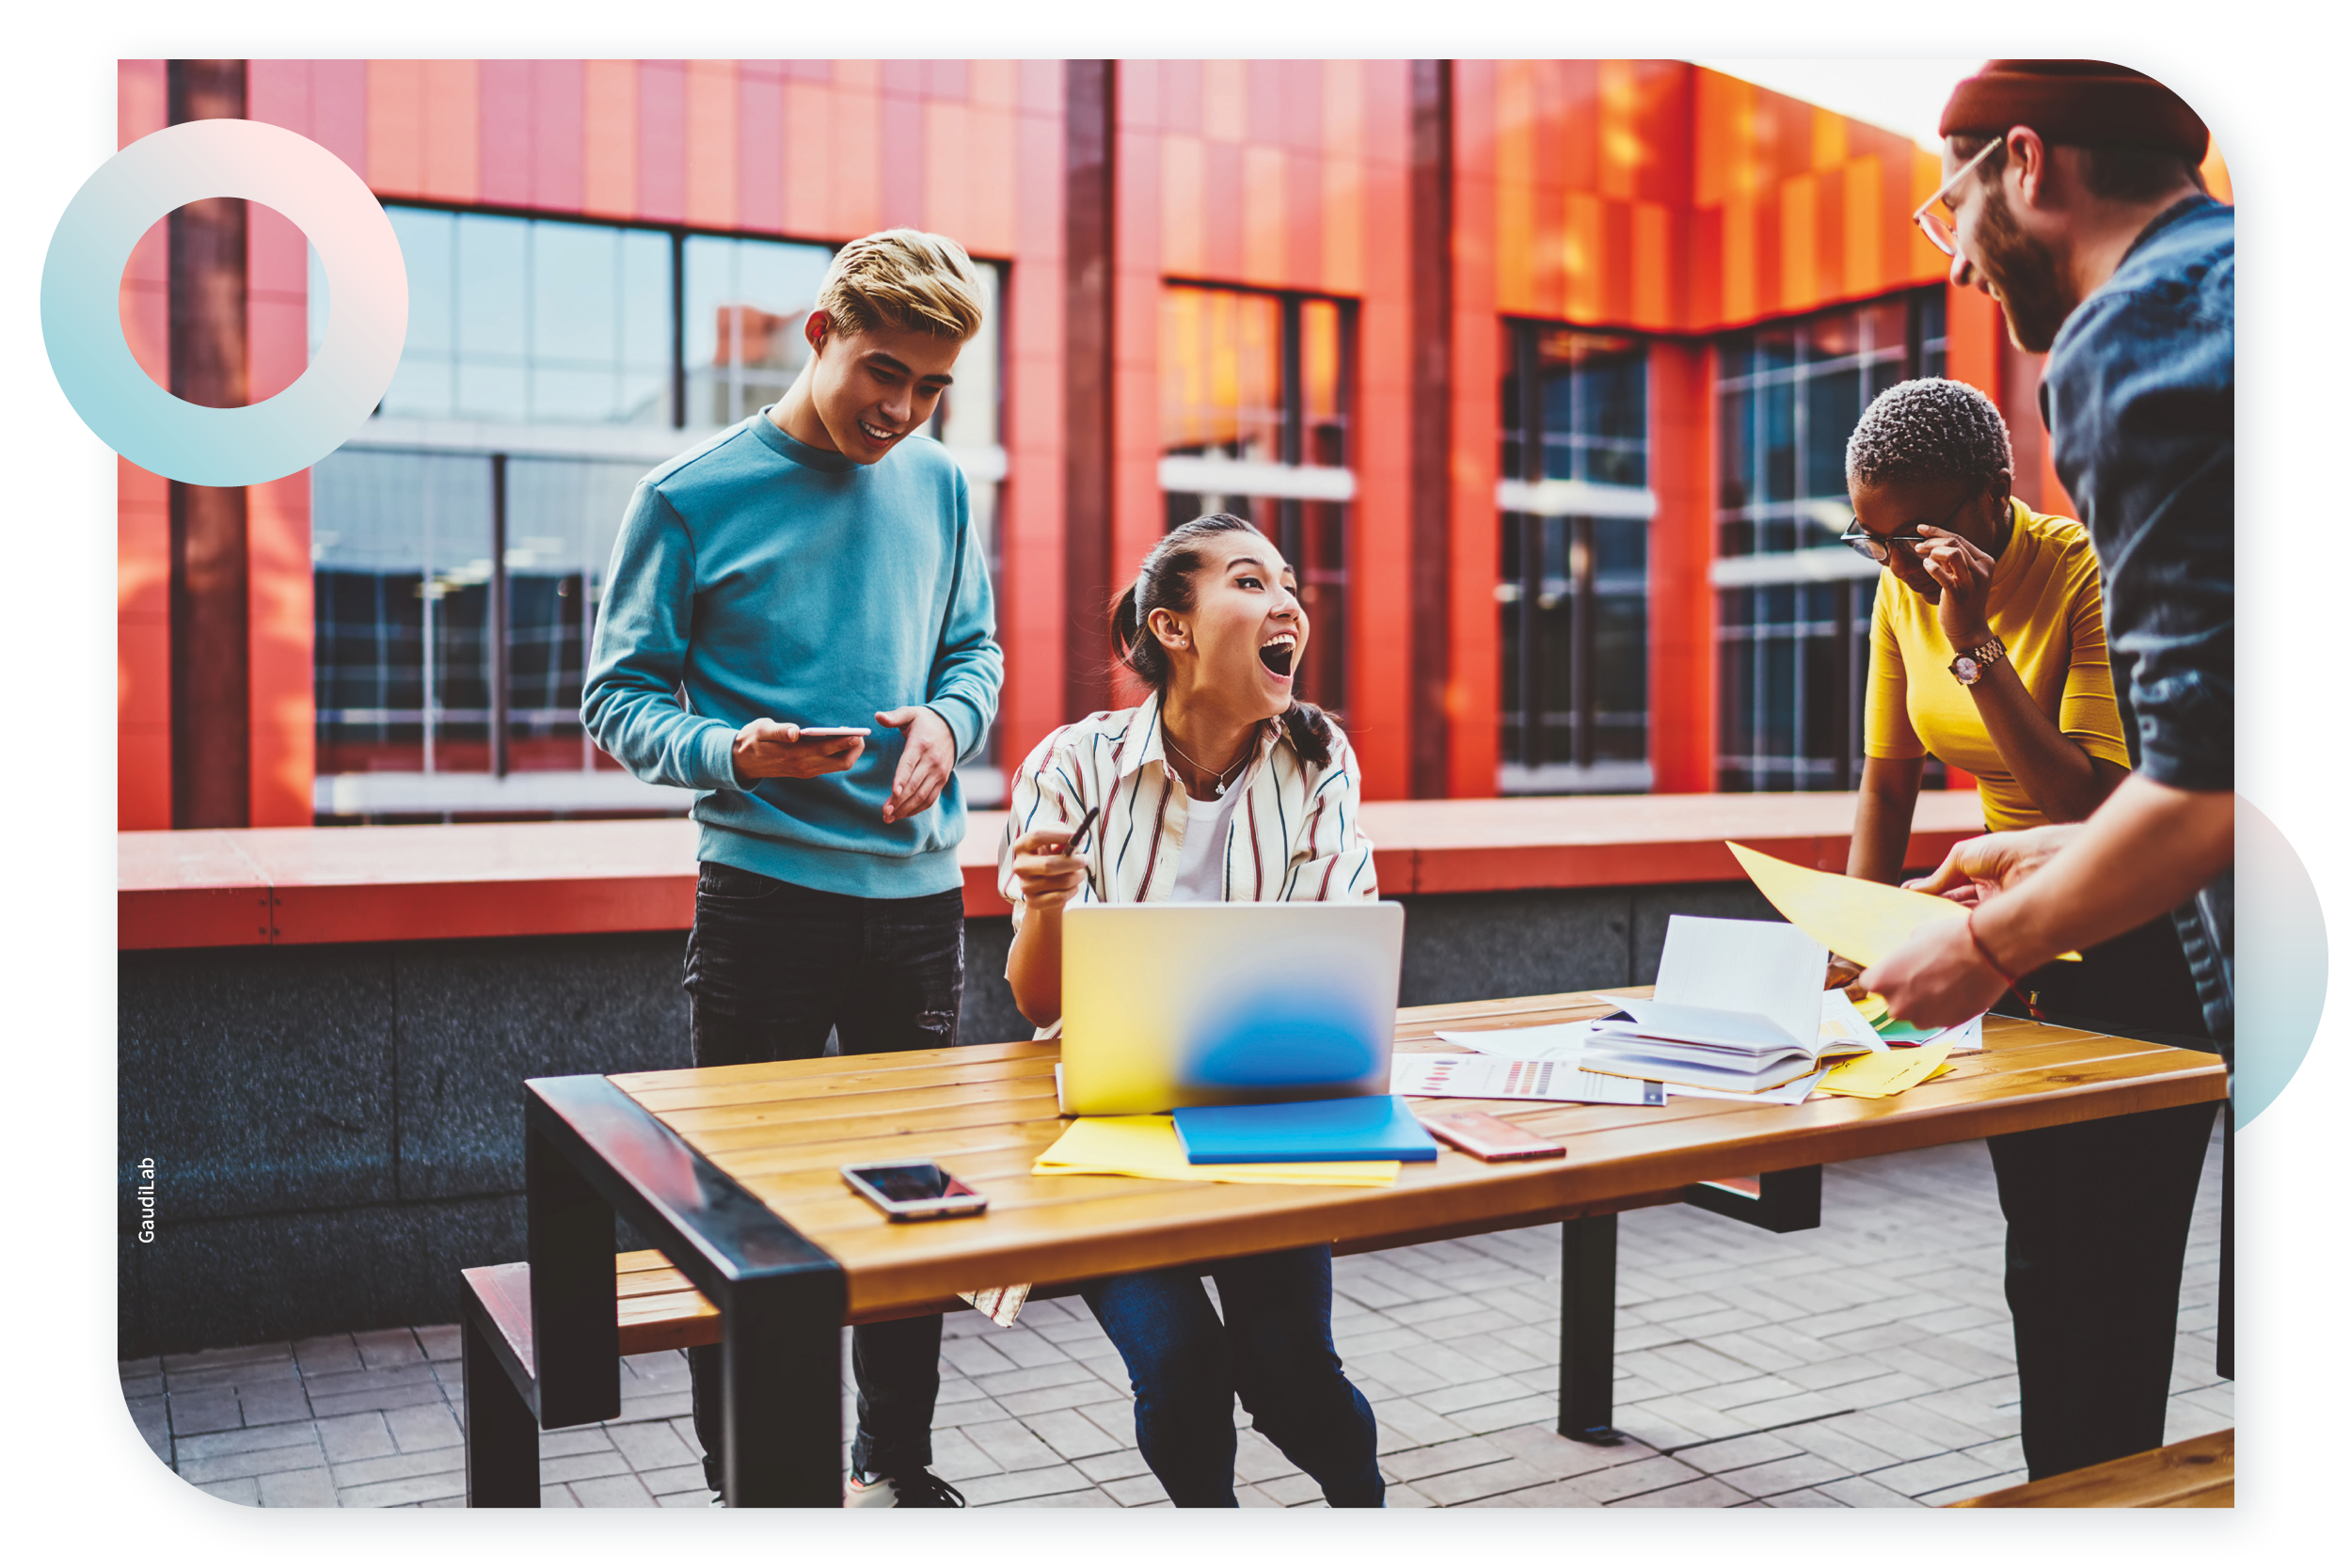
left=841, top=1161, right=989, bottom=1221
left=1416, top=1111, right=1566, bottom=1163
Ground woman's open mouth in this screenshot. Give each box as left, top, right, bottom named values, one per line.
left=1259, top=632, right=1296, bottom=677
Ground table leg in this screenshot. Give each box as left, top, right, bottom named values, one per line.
left=722, top=1272, right=848, bottom=1507
left=525, top=1117, right=621, bottom=1430
left=1558, top=1213, right=1621, bottom=1445
left=2217, top=1105, right=2233, bottom=1381
left=462, top=1307, right=541, bottom=1506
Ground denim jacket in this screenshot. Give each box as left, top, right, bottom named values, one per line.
left=2040, top=195, right=2233, bottom=795
left=2039, top=194, right=2234, bottom=1047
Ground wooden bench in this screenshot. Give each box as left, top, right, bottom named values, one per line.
left=1947, top=1430, right=2233, bottom=1508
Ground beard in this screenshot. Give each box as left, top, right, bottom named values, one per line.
left=1970, top=185, right=2075, bottom=355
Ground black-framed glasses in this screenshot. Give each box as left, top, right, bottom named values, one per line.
left=1840, top=490, right=1974, bottom=564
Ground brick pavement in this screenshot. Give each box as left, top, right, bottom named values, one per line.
left=122, top=1124, right=2231, bottom=1508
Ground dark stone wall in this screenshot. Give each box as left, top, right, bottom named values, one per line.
left=119, top=880, right=1777, bottom=1357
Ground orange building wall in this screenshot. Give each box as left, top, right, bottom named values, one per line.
left=1114, top=60, right=1421, bottom=800
left=116, top=62, right=171, bottom=831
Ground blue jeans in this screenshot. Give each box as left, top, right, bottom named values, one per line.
left=679, top=862, right=965, bottom=1488
left=1082, top=1245, right=1382, bottom=1507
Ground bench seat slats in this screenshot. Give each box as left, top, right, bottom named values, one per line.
left=1947, top=1429, right=2233, bottom=1508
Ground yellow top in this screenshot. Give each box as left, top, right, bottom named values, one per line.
left=1865, top=499, right=2132, bottom=833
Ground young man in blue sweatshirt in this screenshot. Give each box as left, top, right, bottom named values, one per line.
left=583, top=229, right=1001, bottom=1508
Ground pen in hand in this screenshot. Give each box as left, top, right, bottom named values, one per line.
left=1066, top=805, right=1101, bottom=856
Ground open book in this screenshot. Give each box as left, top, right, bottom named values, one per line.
left=1581, top=915, right=1885, bottom=1094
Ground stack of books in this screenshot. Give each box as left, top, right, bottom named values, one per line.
left=1582, top=915, right=1885, bottom=1099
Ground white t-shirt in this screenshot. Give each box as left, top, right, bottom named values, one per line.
left=1169, top=783, right=1247, bottom=902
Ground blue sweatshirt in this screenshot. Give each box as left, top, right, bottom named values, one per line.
left=582, top=412, right=1002, bottom=898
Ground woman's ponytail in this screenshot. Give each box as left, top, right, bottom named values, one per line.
left=1280, top=700, right=1335, bottom=768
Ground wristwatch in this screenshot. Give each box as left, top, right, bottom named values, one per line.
left=1948, top=633, right=2008, bottom=687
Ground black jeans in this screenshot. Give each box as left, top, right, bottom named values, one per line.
left=1987, top=1102, right=2216, bottom=1480
left=680, top=862, right=965, bottom=1489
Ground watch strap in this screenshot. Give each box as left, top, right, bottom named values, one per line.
left=1949, top=633, right=2007, bottom=685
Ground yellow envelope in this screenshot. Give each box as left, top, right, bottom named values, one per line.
left=1033, top=1115, right=1399, bottom=1187
left=1818, top=1038, right=1955, bottom=1099
left=1726, top=842, right=2078, bottom=969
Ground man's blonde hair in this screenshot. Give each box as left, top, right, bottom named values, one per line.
left=814, top=229, right=985, bottom=342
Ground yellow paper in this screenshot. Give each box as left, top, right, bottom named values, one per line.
left=1818, top=1038, right=1955, bottom=1099
left=1033, top=1115, right=1399, bottom=1187
left=1726, top=842, right=2078, bottom=968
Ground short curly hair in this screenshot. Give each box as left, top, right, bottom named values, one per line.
left=1844, top=378, right=2013, bottom=493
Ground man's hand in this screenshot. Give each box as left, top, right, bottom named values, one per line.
left=1857, top=915, right=2011, bottom=1029
left=732, top=719, right=865, bottom=782
left=1906, top=823, right=2084, bottom=905
left=1913, top=524, right=1997, bottom=653
left=878, top=706, right=957, bottom=824
left=1009, top=823, right=1089, bottom=914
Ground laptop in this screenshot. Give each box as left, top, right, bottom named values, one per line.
left=1057, top=901, right=1406, bottom=1117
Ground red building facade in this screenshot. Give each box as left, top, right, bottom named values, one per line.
left=114, top=59, right=2233, bottom=830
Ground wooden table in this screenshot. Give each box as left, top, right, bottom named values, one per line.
left=516, top=990, right=2226, bottom=1506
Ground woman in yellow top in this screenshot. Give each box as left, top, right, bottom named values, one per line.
left=1841, top=378, right=2200, bottom=1033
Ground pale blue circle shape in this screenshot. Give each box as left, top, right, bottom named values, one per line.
left=40, top=118, right=406, bottom=487
left=2235, top=796, right=2327, bottom=1129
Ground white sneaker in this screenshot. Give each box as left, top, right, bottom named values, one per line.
left=843, top=1469, right=967, bottom=1508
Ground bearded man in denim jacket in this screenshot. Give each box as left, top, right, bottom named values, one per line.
left=1862, top=61, right=2233, bottom=1481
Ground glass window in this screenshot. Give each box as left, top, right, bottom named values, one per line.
left=1712, top=287, right=1948, bottom=792
left=365, top=208, right=673, bottom=426
left=1159, top=285, right=1354, bottom=718
left=1497, top=321, right=1653, bottom=791
left=682, top=234, right=834, bottom=429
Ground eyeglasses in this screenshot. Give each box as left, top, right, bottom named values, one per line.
left=1912, top=137, right=2004, bottom=258
left=1840, top=490, right=1975, bottom=563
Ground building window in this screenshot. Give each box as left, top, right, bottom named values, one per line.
left=1713, top=291, right=1947, bottom=792
left=1156, top=285, right=1354, bottom=717
left=1497, top=324, right=1654, bottom=794
left=310, top=207, right=1009, bottom=819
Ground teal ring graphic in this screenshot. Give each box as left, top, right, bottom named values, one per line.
left=40, top=118, right=405, bottom=487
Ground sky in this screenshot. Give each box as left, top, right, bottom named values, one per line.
left=1690, top=58, right=1986, bottom=150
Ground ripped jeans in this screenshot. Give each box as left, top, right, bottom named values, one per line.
left=680, top=862, right=965, bottom=1489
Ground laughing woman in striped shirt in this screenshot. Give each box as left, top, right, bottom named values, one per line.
left=997, top=512, right=1383, bottom=1507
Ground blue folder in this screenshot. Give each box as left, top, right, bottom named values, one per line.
left=1171, top=1095, right=1439, bottom=1164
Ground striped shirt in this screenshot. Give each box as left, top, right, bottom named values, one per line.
left=997, top=695, right=1379, bottom=1028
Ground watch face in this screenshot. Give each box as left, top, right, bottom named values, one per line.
left=1953, top=657, right=1981, bottom=685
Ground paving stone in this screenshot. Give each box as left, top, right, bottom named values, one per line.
left=352, top=1329, right=426, bottom=1370
left=1671, top=1431, right=1803, bottom=1474
left=607, top=1420, right=697, bottom=1472
left=1073, top=1448, right=1154, bottom=1484
left=120, top=1374, right=166, bottom=1401
left=537, top=1449, right=636, bottom=1485
left=1608, top=1476, right=1754, bottom=1507
left=971, top=1361, right=1103, bottom=1398
left=195, top=1476, right=262, bottom=1506
left=258, top=1466, right=340, bottom=1508
left=1256, top=1470, right=1328, bottom=1505
left=165, top=1343, right=294, bottom=1373
left=1867, top=1448, right=2008, bottom=1497
left=1413, top=1458, right=1557, bottom=1505
left=1919, top=1467, right=2028, bottom=1506
left=166, top=1387, right=246, bottom=1436
left=309, top=1384, right=453, bottom=1419
left=126, top=1395, right=171, bottom=1463
left=299, top=1363, right=442, bottom=1401
left=539, top=1427, right=615, bottom=1458
left=1416, top=1374, right=1531, bottom=1417
left=993, top=1375, right=1125, bottom=1417
left=1379, top=1433, right=1511, bottom=1481
left=1445, top=1393, right=1561, bottom=1435
left=380, top=1402, right=460, bottom=1455
left=415, top=1324, right=462, bottom=1362
left=1463, top=1453, right=1702, bottom=1507
left=172, top=1419, right=321, bottom=1462
left=178, top=1439, right=332, bottom=1485
left=636, top=1464, right=707, bottom=1497
left=1369, top=1396, right=1472, bottom=1450
left=330, top=1446, right=469, bottom=1489
left=960, top=1465, right=1098, bottom=1505
left=1103, top=1472, right=1173, bottom=1507
left=1484, top=1425, right=1657, bottom=1481
left=337, top=1471, right=469, bottom=1507
left=571, top=1473, right=659, bottom=1507
left=542, top=1485, right=581, bottom=1507
left=291, top=1337, right=364, bottom=1378
left=1764, top=1486, right=1847, bottom=1506
left=1016, top=1486, right=1123, bottom=1506
left=961, top=1418, right=1063, bottom=1472
left=1715, top=1451, right=1852, bottom=1497
left=1075, top=1400, right=1138, bottom=1450
left=1023, top=1407, right=1126, bottom=1461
